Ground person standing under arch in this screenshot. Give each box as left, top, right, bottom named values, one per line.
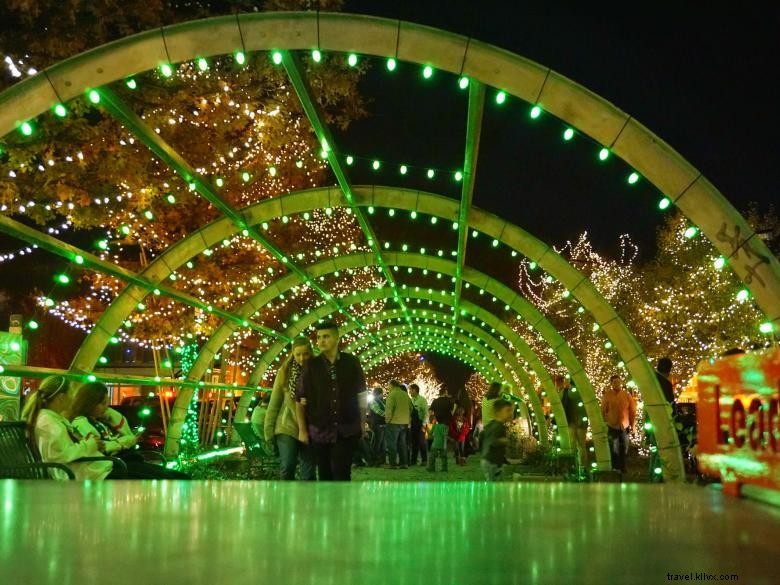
left=295, top=321, right=368, bottom=481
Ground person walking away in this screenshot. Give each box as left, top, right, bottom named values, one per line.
left=480, top=399, right=514, bottom=481
left=408, top=383, right=428, bottom=465
left=295, top=321, right=368, bottom=481
left=481, top=382, right=502, bottom=428
left=20, top=376, right=112, bottom=480
left=655, top=357, right=675, bottom=408
left=430, top=387, right=456, bottom=427
left=384, top=380, right=411, bottom=469
left=427, top=415, right=449, bottom=472
left=557, top=376, right=589, bottom=473
left=449, top=407, right=471, bottom=465
left=601, top=375, right=636, bottom=474
left=367, top=387, right=386, bottom=465
left=264, top=338, right=316, bottom=480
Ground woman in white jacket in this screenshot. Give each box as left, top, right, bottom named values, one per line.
left=21, top=376, right=112, bottom=480
left=70, top=382, right=189, bottom=479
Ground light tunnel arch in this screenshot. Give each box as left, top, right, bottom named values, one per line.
left=0, top=10, right=776, bottom=332
left=175, top=248, right=612, bottom=465
left=4, top=12, right=771, bottom=478
left=93, top=185, right=663, bottom=471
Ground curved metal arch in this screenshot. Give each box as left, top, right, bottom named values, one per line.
left=80, top=185, right=672, bottom=473
left=1, top=11, right=776, bottom=332
left=180, top=250, right=609, bottom=463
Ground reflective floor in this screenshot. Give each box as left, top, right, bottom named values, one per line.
left=1, top=481, right=778, bottom=585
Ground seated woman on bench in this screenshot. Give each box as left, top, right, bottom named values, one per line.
left=69, top=382, right=189, bottom=479
left=21, top=376, right=113, bottom=480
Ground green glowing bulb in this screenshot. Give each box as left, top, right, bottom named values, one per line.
left=123, top=320, right=132, bottom=329
left=530, top=105, right=542, bottom=119
left=400, top=164, right=408, bottom=175
left=471, top=230, right=478, bottom=238
left=235, top=51, right=246, bottom=65
left=458, top=76, right=469, bottom=89
left=388, top=209, right=395, bottom=217
left=126, top=78, right=137, bottom=90
left=54, top=104, right=67, bottom=118
left=153, top=288, right=161, bottom=295
left=431, top=217, right=438, bottom=225
left=295, top=160, right=303, bottom=168
left=422, top=65, right=433, bottom=79
left=495, top=91, right=506, bottom=105
left=347, top=53, right=358, bottom=67
left=215, top=177, right=224, bottom=188
left=166, top=193, right=176, bottom=204
left=312, top=49, right=322, bottom=63
left=528, top=261, right=537, bottom=270
left=56, top=273, right=70, bottom=285
left=20, top=121, right=33, bottom=136
left=386, top=58, right=396, bottom=71
left=598, top=148, right=610, bottom=161
left=368, top=206, right=375, bottom=214
left=684, top=226, right=698, bottom=239
left=99, top=356, right=108, bottom=364
left=628, top=172, right=640, bottom=184
left=759, top=322, right=775, bottom=334
left=73, top=254, right=85, bottom=265
left=658, top=197, right=671, bottom=210
left=27, top=320, right=39, bottom=330
left=242, top=171, right=250, bottom=182
left=120, top=225, right=130, bottom=236
left=144, top=210, right=154, bottom=221
left=410, top=211, right=417, bottom=219
left=160, top=63, right=173, bottom=77
left=346, top=155, right=354, bottom=165
left=644, top=422, right=653, bottom=431
left=140, top=407, right=152, bottom=417
left=269, top=166, right=277, bottom=177
left=563, top=128, right=574, bottom=141
left=137, top=303, right=146, bottom=311
left=10, top=341, right=20, bottom=352
left=109, top=336, right=119, bottom=345
left=44, top=298, right=54, bottom=307
left=736, top=289, right=750, bottom=303
left=426, top=169, right=435, bottom=179
left=713, top=256, right=726, bottom=270
left=272, top=51, right=283, bottom=65
left=492, top=239, right=499, bottom=248
left=87, top=89, right=100, bottom=104
left=372, top=160, right=381, bottom=171
left=87, top=374, right=97, bottom=382
left=197, top=58, right=208, bottom=71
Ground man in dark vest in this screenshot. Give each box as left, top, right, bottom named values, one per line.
left=295, top=320, right=367, bottom=481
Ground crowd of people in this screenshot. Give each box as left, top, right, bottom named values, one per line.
left=255, top=320, right=519, bottom=482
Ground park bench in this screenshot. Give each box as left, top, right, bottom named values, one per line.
left=0, top=421, right=127, bottom=479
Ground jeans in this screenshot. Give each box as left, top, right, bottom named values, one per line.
left=608, top=426, right=629, bottom=472
left=312, top=435, right=356, bottom=481
left=409, top=421, right=428, bottom=464
left=481, top=459, right=502, bottom=481
left=370, top=422, right=386, bottom=464
left=427, top=447, right=448, bottom=471
left=454, top=440, right=466, bottom=461
left=276, top=434, right=315, bottom=481
left=385, top=424, right=409, bottom=466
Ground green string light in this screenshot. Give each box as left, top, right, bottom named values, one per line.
left=422, top=65, right=433, bottom=79
left=530, top=105, right=542, bottom=119
left=627, top=172, right=640, bottom=185
left=458, top=76, right=469, bottom=89
left=125, top=78, right=137, bottom=90
left=386, top=58, right=397, bottom=71
left=160, top=63, right=173, bottom=77
left=197, top=57, right=208, bottom=71
left=598, top=148, right=610, bottom=161
left=658, top=197, right=671, bottom=211
left=495, top=91, right=507, bottom=105
left=235, top=51, right=246, bottom=66
left=347, top=53, right=358, bottom=67
left=271, top=51, right=283, bottom=65
left=20, top=121, right=33, bottom=136
left=684, top=226, right=699, bottom=239
left=563, top=128, right=575, bottom=141
left=311, top=49, right=322, bottom=63
left=53, top=104, right=67, bottom=118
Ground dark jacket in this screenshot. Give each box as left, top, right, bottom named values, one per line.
left=296, top=352, right=366, bottom=439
